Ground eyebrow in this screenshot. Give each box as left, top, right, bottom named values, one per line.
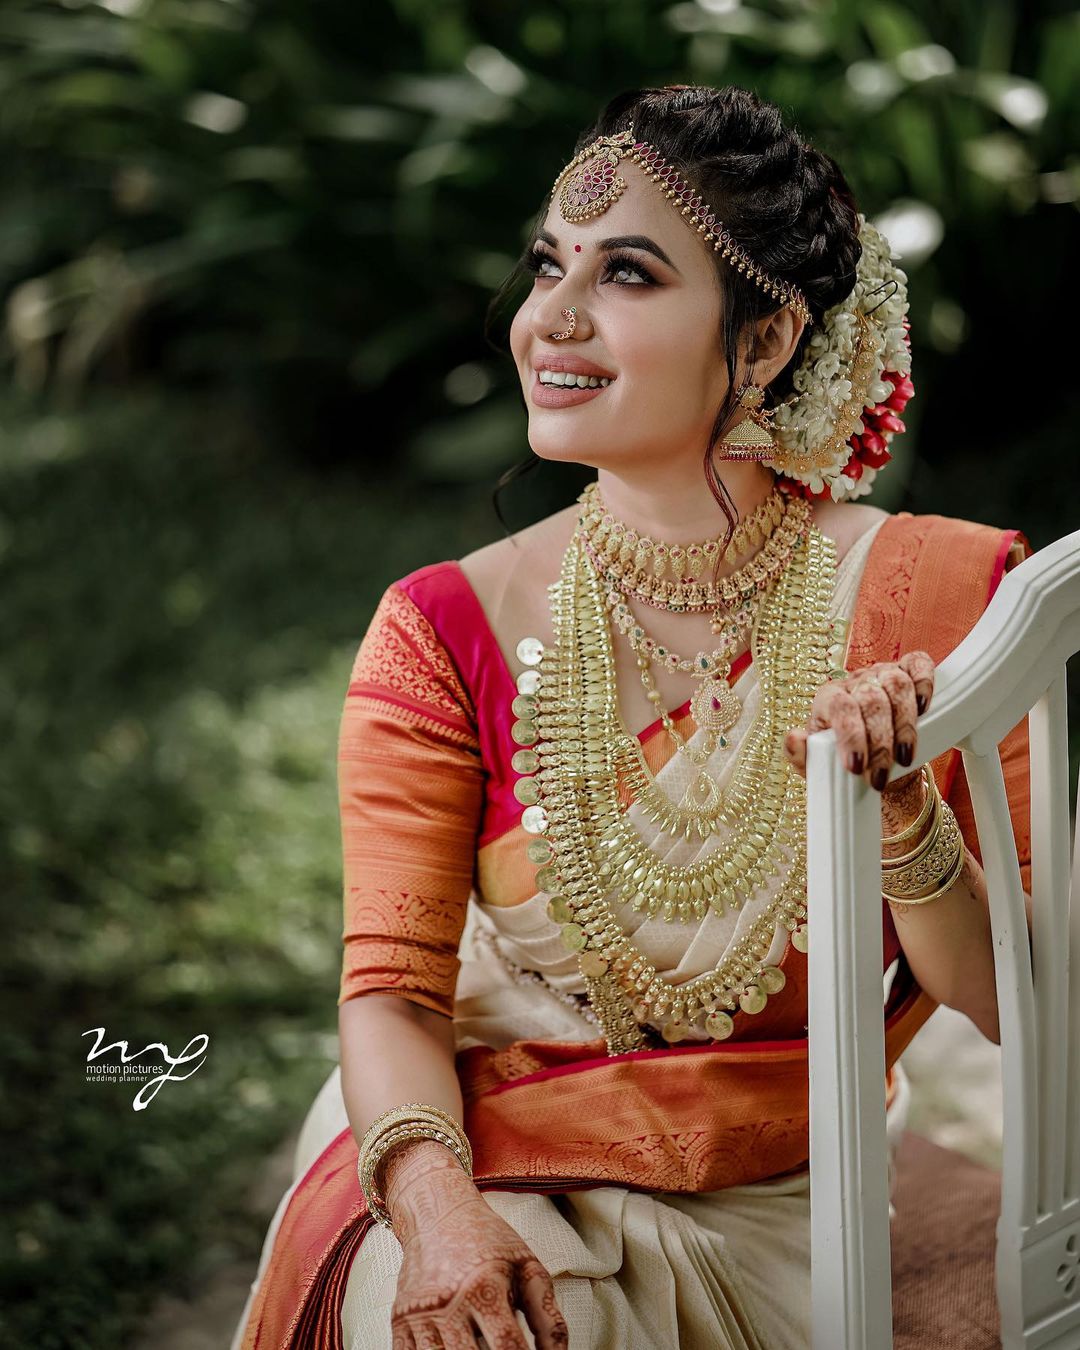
left=534, top=228, right=680, bottom=274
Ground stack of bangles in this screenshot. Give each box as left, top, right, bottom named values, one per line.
left=357, top=1102, right=473, bottom=1230
left=881, top=765, right=965, bottom=905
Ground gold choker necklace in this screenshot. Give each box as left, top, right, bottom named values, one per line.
left=578, top=479, right=786, bottom=582
left=578, top=486, right=813, bottom=628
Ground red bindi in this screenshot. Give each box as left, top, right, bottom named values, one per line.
left=574, top=244, right=582, bottom=252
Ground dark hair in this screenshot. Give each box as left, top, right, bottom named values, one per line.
left=484, top=84, right=863, bottom=552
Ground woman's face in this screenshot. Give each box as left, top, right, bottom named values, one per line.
left=508, top=160, right=732, bottom=475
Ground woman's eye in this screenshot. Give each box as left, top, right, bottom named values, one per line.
left=525, top=247, right=655, bottom=287
left=608, top=259, right=650, bottom=285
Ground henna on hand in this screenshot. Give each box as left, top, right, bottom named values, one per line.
left=783, top=649, right=936, bottom=794
left=389, top=1187, right=569, bottom=1350
left=881, top=764, right=930, bottom=846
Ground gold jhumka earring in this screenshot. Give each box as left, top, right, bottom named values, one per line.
left=716, top=383, right=780, bottom=461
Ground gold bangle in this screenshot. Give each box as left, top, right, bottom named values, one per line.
left=357, top=1105, right=473, bottom=1229
left=359, top=1107, right=472, bottom=1195
left=361, top=1125, right=471, bottom=1228
left=883, top=833, right=966, bottom=906
left=882, top=802, right=964, bottom=902
left=359, top=1103, right=470, bottom=1175
left=881, top=765, right=936, bottom=846
left=882, top=782, right=942, bottom=870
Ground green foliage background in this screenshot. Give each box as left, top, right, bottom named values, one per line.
left=2, top=1, right=1077, bottom=1343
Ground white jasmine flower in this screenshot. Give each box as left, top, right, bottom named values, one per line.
left=770, top=215, right=911, bottom=502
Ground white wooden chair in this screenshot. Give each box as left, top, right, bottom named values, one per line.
left=805, top=526, right=1080, bottom=1350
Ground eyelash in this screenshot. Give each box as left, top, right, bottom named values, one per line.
left=522, top=245, right=658, bottom=287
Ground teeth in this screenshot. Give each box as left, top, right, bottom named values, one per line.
left=538, top=371, right=613, bottom=388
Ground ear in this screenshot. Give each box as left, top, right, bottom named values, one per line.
left=750, top=308, right=806, bottom=388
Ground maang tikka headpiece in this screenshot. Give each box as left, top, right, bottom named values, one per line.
left=552, top=127, right=812, bottom=325
left=547, top=124, right=915, bottom=504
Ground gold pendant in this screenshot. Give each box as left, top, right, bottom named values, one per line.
left=690, top=671, right=741, bottom=735
left=678, top=768, right=724, bottom=815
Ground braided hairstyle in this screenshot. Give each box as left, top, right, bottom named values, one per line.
left=487, top=84, right=864, bottom=541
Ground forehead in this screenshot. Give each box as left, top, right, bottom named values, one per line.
left=539, top=158, right=709, bottom=274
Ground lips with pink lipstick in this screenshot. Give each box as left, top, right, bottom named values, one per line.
left=530, top=353, right=617, bottom=408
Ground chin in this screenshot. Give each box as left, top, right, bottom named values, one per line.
left=526, top=436, right=605, bottom=469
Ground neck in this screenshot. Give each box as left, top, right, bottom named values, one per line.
left=594, top=461, right=778, bottom=545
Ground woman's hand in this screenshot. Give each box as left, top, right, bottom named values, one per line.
left=384, top=1140, right=569, bottom=1349
left=782, top=651, right=936, bottom=803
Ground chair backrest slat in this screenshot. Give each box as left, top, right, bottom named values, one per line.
left=961, top=742, right=1039, bottom=1229
left=1068, top=790, right=1080, bottom=1206
left=1027, top=671, right=1073, bottom=1217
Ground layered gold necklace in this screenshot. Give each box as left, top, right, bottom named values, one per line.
left=591, top=491, right=813, bottom=819
left=509, top=495, right=838, bottom=1054
left=577, top=479, right=809, bottom=628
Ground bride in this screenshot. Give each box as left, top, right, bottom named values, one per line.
left=235, top=83, right=1032, bottom=1350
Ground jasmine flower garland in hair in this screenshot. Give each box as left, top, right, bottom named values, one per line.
left=770, top=215, right=914, bottom=504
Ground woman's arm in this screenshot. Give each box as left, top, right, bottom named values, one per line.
left=882, top=771, right=1033, bottom=1046
left=338, top=993, right=469, bottom=1217
left=785, top=648, right=1034, bottom=1047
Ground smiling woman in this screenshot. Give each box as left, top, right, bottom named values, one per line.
left=235, top=84, right=1032, bottom=1350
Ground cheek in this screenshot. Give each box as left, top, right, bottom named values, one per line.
left=615, top=314, right=718, bottom=405
left=509, top=301, right=532, bottom=363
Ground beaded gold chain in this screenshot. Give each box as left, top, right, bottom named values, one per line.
left=604, top=580, right=757, bottom=777
left=508, top=523, right=838, bottom=1051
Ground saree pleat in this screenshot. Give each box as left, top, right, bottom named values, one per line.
left=235, top=510, right=1033, bottom=1350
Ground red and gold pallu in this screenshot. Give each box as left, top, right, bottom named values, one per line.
left=239, top=511, right=1032, bottom=1350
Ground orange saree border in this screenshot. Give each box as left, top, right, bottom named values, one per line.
left=240, top=511, right=1028, bottom=1349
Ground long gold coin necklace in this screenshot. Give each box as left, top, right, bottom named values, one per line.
left=508, top=511, right=837, bottom=1053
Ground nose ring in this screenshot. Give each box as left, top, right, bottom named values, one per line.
left=549, top=306, right=576, bottom=341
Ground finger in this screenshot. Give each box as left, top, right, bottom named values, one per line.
left=783, top=726, right=807, bottom=776
left=465, top=1276, right=529, bottom=1350
left=875, top=664, right=919, bottom=768
left=432, top=1318, right=477, bottom=1350
left=516, top=1257, right=569, bottom=1348
left=848, top=678, right=894, bottom=791
left=809, top=685, right=867, bottom=777
left=898, top=649, right=935, bottom=715
left=783, top=681, right=850, bottom=776
left=805, top=679, right=848, bottom=734
left=469, top=1305, right=529, bottom=1350
left=392, top=1319, right=418, bottom=1350
left=413, top=1324, right=445, bottom=1350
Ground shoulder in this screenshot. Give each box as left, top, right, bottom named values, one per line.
left=843, top=507, right=1029, bottom=667
left=831, top=505, right=1027, bottom=565
left=456, top=503, right=580, bottom=613
left=808, top=499, right=891, bottom=566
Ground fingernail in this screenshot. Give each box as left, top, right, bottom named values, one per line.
left=872, top=766, right=888, bottom=791
left=848, top=751, right=864, bottom=774
left=897, top=741, right=913, bottom=767
left=916, top=693, right=927, bottom=714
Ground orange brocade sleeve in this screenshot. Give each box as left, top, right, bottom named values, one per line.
left=336, top=582, right=485, bottom=1018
